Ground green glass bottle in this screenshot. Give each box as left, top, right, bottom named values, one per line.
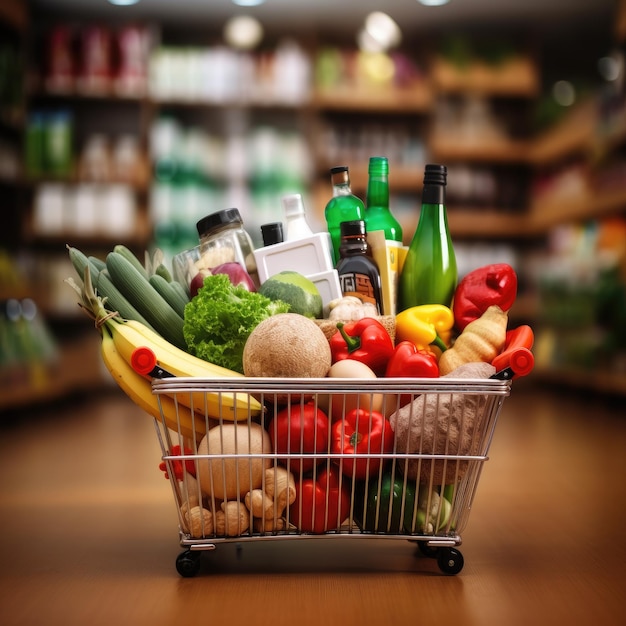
left=324, top=166, right=365, bottom=265
left=364, top=156, right=403, bottom=243
left=398, top=164, right=457, bottom=311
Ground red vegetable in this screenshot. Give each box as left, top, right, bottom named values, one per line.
left=289, top=466, right=351, bottom=534
left=329, top=317, right=395, bottom=376
left=269, top=402, right=330, bottom=475
left=158, top=445, right=196, bottom=481
left=453, top=263, right=517, bottom=332
left=331, top=408, right=394, bottom=479
left=492, top=324, right=535, bottom=378
left=385, top=341, right=439, bottom=378
left=190, top=261, right=256, bottom=298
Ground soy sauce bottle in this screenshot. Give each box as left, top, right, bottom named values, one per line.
left=335, top=219, right=383, bottom=314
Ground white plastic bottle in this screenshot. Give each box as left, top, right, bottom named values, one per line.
left=282, top=193, right=314, bottom=241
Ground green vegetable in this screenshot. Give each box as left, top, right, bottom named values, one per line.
left=258, top=271, right=323, bottom=319
left=183, top=273, right=289, bottom=373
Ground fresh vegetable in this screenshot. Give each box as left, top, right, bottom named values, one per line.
left=331, top=408, right=394, bottom=479
left=329, top=317, right=395, bottom=376
left=258, top=270, right=323, bottom=319
left=269, top=401, right=330, bottom=474
left=148, top=273, right=189, bottom=318
left=385, top=341, right=439, bottom=378
left=196, top=423, right=273, bottom=500
left=190, top=261, right=256, bottom=298
left=158, top=445, right=196, bottom=481
left=327, top=296, right=378, bottom=321
left=321, top=359, right=383, bottom=421
left=242, top=313, right=332, bottom=382
left=492, top=324, right=534, bottom=378
left=67, top=245, right=155, bottom=331
left=438, top=305, right=508, bottom=376
left=183, top=273, right=289, bottom=373
left=453, top=263, right=517, bottom=332
left=106, top=250, right=187, bottom=350
left=360, top=472, right=416, bottom=533
left=414, top=489, right=452, bottom=533
left=394, top=304, right=454, bottom=352
left=385, top=341, right=439, bottom=407
left=289, top=466, right=351, bottom=534
left=245, top=467, right=296, bottom=521
left=216, top=501, right=250, bottom=537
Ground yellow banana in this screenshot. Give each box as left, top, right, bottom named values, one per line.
left=100, top=328, right=209, bottom=440
left=108, top=316, right=263, bottom=421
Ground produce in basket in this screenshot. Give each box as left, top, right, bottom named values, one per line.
left=389, top=361, right=496, bottom=484
left=196, top=423, right=272, bottom=500
left=242, top=313, right=332, bottom=381
left=438, top=305, right=507, bottom=376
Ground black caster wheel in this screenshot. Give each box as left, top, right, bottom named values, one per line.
left=176, top=549, right=201, bottom=577
left=417, top=541, right=439, bottom=558
left=437, top=547, right=464, bottom=575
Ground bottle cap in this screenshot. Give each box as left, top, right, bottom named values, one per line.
left=330, top=166, right=348, bottom=175
left=340, top=219, right=366, bottom=237
left=261, top=222, right=284, bottom=246
left=368, top=156, right=389, bottom=176
left=281, top=193, right=305, bottom=219
left=196, top=208, right=242, bottom=237
left=423, top=163, right=447, bottom=186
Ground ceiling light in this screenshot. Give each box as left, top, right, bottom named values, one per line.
left=418, top=0, right=450, bottom=6
left=364, top=12, right=402, bottom=51
left=231, top=0, right=266, bottom=6
left=107, top=0, right=141, bottom=5
left=224, top=15, right=264, bottom=50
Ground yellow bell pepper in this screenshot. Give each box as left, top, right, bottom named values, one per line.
left=395, top=304, right=454, bottom=352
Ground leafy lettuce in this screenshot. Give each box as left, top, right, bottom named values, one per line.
left=183, top=273, right=289, bottom=373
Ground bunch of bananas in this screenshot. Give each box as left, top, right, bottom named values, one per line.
left=67, top=244, right=262, bottom=438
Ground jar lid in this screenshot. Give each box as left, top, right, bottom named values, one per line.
left=196, top=208, right=242, bottom=237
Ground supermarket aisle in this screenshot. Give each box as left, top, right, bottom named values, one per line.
left=0, top=381, right=624, bottom=626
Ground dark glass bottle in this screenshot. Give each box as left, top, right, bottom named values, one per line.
left=398, top=164, right=457, bottom=310
left=364, top=156, right=403, bottom=243
left=324, top=166, right=365, bottom=265
left=335, top=220, right=383, bottom=314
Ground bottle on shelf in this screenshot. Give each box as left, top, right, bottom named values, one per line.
left=398, top=163, right=457, bottom=311
left=324, top=165, right=365, bottom=265
left=364, top=156, right=403, bottom=243
left=335, top=219, right=383, bottom=314
left=282, top=193, right=314, bottom=241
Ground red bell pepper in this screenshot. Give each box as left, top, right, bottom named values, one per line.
left=329, top=317, right=395, bottom=376
left=385, top=341, right=440, bottom=378
left=158, top=445, right=196, bottom=481
left=453, top=263, right=518, bottom=332
left=331, top=408, right=394, bottom=479
left=269, top=402, right=330, bottom=475
left=492, top=324, right=535, bottom=378
left=289, top=466, right=351, bottom=534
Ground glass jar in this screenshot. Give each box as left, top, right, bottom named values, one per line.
left=196, top=208, right=259, bottom=285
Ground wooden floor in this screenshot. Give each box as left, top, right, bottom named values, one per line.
left=0, top=380, right=624, bottom=626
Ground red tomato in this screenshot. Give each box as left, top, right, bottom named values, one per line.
left=269, top=402, right=330, bottom=475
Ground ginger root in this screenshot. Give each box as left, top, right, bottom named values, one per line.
left=439, top=305, right=507, bottom=376
left=215, top=501, right=250, bottom=537
left=245, top=466, right=296, bottom=524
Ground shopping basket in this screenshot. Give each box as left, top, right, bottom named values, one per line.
left=151, top=373, right=512, bottom=577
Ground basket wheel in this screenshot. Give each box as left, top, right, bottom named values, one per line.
left=176, top=549, right=201, bottom=577
left=417, top=541, right=440, bottom=558
left=437, top=547, right=464, bottom=575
